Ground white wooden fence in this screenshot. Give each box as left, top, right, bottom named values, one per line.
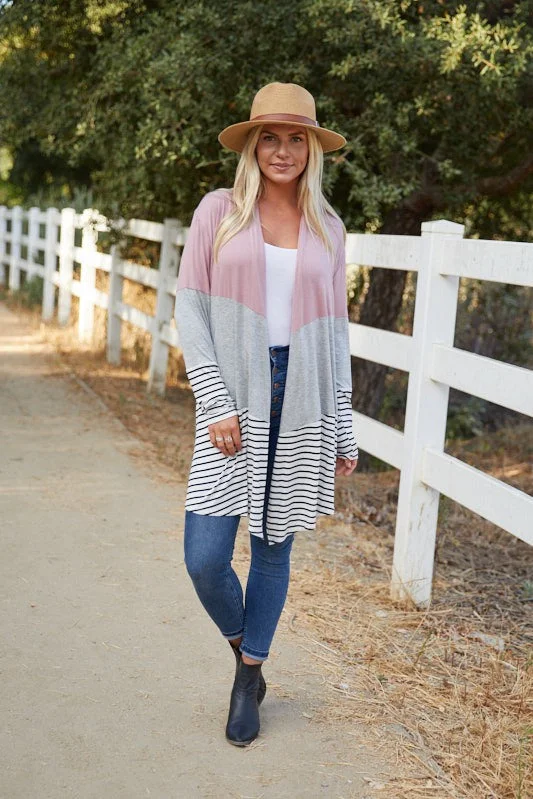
left=1, top=204, right=532, bottom=607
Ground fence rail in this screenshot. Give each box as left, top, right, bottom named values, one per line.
left=1, top=203, right=532, bottom=607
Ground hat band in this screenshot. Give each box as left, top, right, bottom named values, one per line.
left=250, top=112, right=319, bottom=127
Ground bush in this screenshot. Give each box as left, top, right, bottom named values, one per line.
left=7, top=274, right=44, bottom=308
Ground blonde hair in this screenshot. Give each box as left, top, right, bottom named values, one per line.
left=213, top=124, right=345, bottom=264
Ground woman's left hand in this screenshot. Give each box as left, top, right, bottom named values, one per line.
left=335, top=456, right=358, bottom=476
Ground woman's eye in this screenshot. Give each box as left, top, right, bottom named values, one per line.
left=263, top=135, right=303, bottom=142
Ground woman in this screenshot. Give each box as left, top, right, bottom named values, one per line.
left=174, top=82, right=358, bottom=747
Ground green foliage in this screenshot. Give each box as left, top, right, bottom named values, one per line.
left=379, top=368, right=408, bottom=429
left=521, top=580, right=533, bottom=599
left=446, top=396, right=487, bottom=439
left=7, top=274, right=44, bottom=308
left=0, top=0, right=530, bottom=236
left=456, top=279, right=533, bottom=368
left=0, top=1, right=531, bottom=450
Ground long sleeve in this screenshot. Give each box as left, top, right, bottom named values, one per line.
left=174, top=193, right=238, bottom=425
left=333, top=227, right=359, bottom=461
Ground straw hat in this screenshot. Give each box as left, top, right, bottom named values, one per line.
left=218, top=82, right=347, bottom=154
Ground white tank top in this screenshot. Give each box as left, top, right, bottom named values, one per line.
left=264, top=242, right=297, bottom=347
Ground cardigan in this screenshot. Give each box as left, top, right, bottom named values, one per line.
left=264, top=242, right=297, bottom=346
left=174, top=188, right=358, bottom=545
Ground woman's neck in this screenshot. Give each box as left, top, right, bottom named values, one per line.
left=260, top=179, right=299, bottom=209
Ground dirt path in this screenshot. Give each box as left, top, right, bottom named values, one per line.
left=0, top=303, right=392, bottom=799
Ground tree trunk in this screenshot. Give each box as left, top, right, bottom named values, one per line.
left=348, top=151, right=533, bottom=470
left=351, top=204, right=431, bottom=470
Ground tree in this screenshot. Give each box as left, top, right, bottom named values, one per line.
left=0, top=1, right=531, bottom=462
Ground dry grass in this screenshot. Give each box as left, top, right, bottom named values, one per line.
left=282, top=509, right=532, bottom=798
left=6, top=283, right=532, bottom=799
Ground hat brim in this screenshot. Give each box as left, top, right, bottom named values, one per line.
left=218, top=119, right=346, bottom=154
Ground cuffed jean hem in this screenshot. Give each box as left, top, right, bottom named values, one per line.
left=238, top=644, right=269, bottom=661
left=222, top=630, right=245, bottom=640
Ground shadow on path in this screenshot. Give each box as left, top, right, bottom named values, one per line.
left=0, top=302, right=389, bottom=799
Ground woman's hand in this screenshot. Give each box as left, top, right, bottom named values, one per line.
left=335, top=456, right=358, bottom=476
left=208, top=415, right=242, bottom=458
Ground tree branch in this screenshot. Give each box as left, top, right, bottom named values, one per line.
left=475, top=153, right=533, bottom=198
left=381, top=151, right=533, bottom=234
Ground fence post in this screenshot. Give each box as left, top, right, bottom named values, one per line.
left=58, top=207, right=76, bottom=326
left=9, top=205, right=22, bottom=291
left=78, top=209, right=98, bottom=343
left=147, top=217, right=180, bottom=396
left=390, top=219, right=464, bottom=608
left=0, top=206, right=6, bottom=285
left=27, top=206, right=40, bottom=280
left=42, top=207, right=59, bottom=321
left=106, top=242, right=123, bottom=364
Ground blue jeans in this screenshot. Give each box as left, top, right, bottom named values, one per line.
left=184, top=345, right=294, bottom=661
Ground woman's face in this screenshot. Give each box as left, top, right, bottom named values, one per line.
left=255, top=123, right=309, bottom=186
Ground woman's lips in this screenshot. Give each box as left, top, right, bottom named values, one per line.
left=272, top=164, right=292, bottom=170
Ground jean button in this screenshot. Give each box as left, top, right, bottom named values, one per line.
left=272, top=366, right=278, bottom=374
left=271, top=348, right=277, bottom=356
left=273, top=382, right=280, bottom=388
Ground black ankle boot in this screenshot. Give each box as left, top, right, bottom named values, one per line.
left=229, top=641, right=267, bottom=705
left=225, top=658, right=263, bottom=746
